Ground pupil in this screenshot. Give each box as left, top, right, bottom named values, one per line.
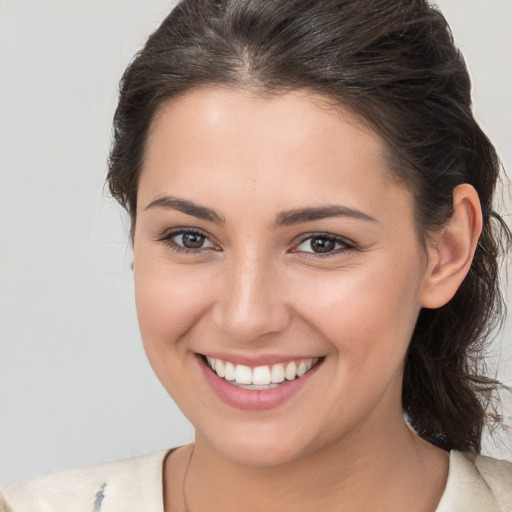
left=311, top=237, right=335, bottom=253
left=183, top=233, right=204, bottom=249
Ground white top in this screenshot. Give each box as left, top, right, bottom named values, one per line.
left=1, top=449, right=511, bottom=511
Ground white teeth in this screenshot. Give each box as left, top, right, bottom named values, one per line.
left=216, top=359, right=225, bottom=378
left=232, top=382, right=280, bottom=390
left=297, top=361, right=308, bottom=377
left=285, top=361, right=297, bottom=381
left=205, top=356, right=319, bottom=387
left=224, top=361, right=236, bottom=381
left=235, top=365, right=252, bottom=385
left=252, top=365, right=271, bottom=385
left=270, top=363, right=285, bottom=383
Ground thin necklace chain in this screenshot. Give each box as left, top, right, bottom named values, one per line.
left=182, top=444, right=195, bottom=512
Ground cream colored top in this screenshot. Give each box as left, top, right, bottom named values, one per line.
left=1, top=450, right=511, bottom=511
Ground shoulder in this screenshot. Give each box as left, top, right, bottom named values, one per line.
left=471, top=452, right=512, bottom=511
left=436, top=451, right=512, bottom=512
left=0, top=449, right=171, bottom=512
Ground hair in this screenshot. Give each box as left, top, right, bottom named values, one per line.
left=107, top=0, right=511, bottom=453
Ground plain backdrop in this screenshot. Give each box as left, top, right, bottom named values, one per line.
left=1, top=0, right=511, bottom=488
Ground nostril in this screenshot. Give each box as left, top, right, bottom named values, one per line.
left=212, top=303, right=292, bottom=343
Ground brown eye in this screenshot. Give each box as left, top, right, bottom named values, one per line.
left=293, top=233, right=354, bottom=257
left=309, top=237, right=335, bottom=253
left=181, top=232, right=206, bottom=249
left=159, top=229, right=216, bottom=253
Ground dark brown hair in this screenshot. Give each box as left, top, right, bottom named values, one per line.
left=107, top=0, right=511, bottom=452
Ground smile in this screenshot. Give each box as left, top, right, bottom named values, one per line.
left=205, top=356, right=320, bottom=390
left=197, top=354, right=324, bottom=410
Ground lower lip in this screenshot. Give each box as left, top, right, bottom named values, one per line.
left=197, top=355, right=323, bottom=411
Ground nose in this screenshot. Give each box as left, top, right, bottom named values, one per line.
left=212, top=253, right=292, bottom=342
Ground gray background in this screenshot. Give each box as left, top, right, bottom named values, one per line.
left=1, top=0, right=511, bottom=488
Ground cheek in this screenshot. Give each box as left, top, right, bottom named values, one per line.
left=133, top=251, right=213, bottom=356
left=296, top=258, right=422, bottom=370
left=133, top=254, right=218, bottom=413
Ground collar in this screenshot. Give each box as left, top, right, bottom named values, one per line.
left=435, top=451, right=508, bottom=512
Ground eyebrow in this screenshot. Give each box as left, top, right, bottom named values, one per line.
left=144, top=196, right=225, bottom=224
left=144, top=195, right=377, bottom=226
left=274, top=204, right=377, bottom=227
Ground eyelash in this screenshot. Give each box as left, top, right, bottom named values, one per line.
left=156, top=228, right=356, bottom=258
left=292, top=233, right=356, bottom=259
left=156, top=228, right=219, bottom=255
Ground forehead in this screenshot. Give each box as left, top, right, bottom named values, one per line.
left=146, top=86, right=384, bottom=167
left=139, top=86, right=410, bottom=221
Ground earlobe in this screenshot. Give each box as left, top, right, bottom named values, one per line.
left=420, top=184, right=483, bottom=309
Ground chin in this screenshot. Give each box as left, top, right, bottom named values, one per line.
left=198, top=421, right=319, bottom=468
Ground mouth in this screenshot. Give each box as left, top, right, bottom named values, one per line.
left=197, top=352, right=325, bottom=410
left=202, top=355, right=322, bottom=390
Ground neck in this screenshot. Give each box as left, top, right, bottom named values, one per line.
left=180, top=413, right=448, bottom=512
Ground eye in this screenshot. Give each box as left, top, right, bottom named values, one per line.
left=176, top=232, right=210, bottom=249
left=158, top=228, right=217, bottom=254
left=293, top=233, right=354, bottom=256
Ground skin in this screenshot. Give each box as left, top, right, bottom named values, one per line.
left=133, top=86, right=482, bottom=511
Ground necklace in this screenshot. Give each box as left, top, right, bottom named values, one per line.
left=182, top=444, right=195, bottom=512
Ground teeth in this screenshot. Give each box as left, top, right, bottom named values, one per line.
left=205, top=356, right=319, bottom=387
left=235, top=365, right=252, bottom=384
left=253, top=366, right=271, bottom=385
left=270, top=363, right=285, bottom=384
left=285, top=361, right=297, bottom=380
left=215, top=359, right=225, bottom=378
left=232, top=382, right=280, bottom=390
left=297, top=361, right=308, bottom=377
left=225, top=361, right=236, bottom=381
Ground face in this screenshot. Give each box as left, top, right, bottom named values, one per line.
left=134, top=86, right=429, bottom=467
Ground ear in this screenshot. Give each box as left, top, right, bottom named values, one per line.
left=419, top=184, right=483, bottom=309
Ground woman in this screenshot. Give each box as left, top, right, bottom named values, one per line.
left=2, top=0, right=511, bottom=510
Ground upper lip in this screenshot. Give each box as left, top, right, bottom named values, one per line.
left=199, top=352, right=323, bottom=367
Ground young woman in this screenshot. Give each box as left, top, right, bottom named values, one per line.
left=2, top=0, right=511, bottom=510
